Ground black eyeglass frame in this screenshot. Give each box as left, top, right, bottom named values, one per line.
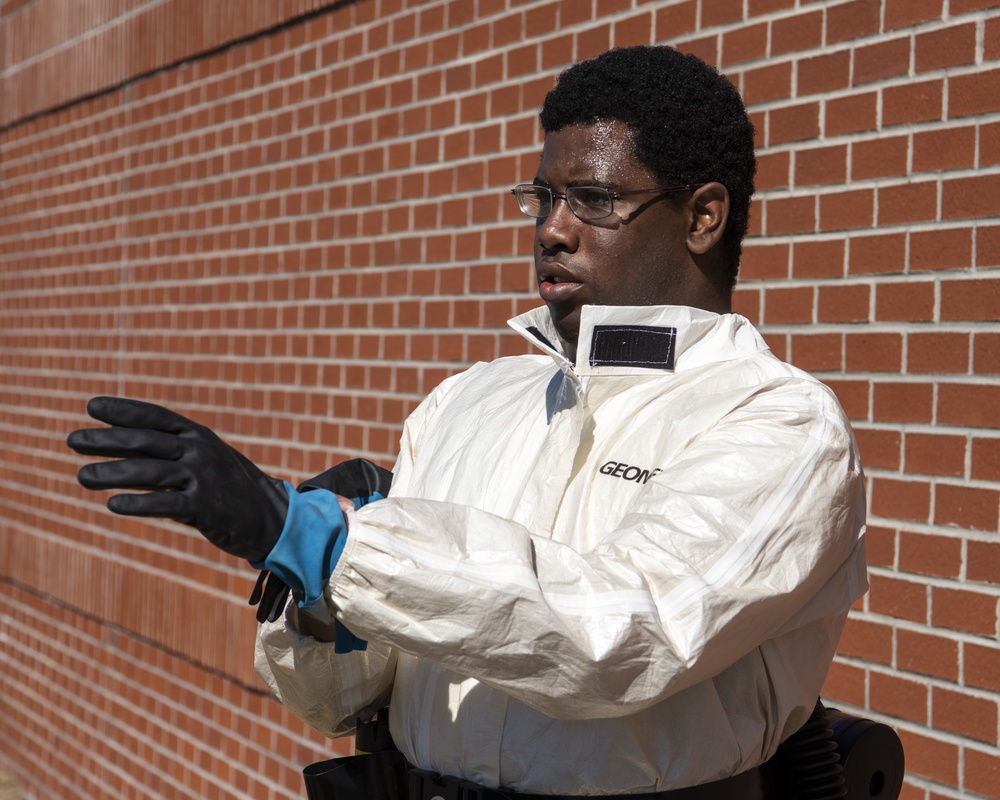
left=510, top=183, right=699, bottom=222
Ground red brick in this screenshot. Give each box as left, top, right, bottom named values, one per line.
left=933, top=686, right=998, bottom=744
left=827, top=0, right=882, bottom=43
left=932, top=586, right=998, bottom=636
left=845, top=332, right=903, bottom=373
left=655, top=1, right=698, bottom=37
left=972, top=436, right=1000, bottom=480
left=870, top=476, right=932, bottom=522
left=853, top=37, right=911, bottom=85
left=896, top=629, right=959, bottom=681
left=770, top=101, right=820, bottom=144
left=675, top=35, right=717, bottom=67
left=797, top=50, right=851, bottom=96
left=580, top=23, right=611, bottom=60
left=969, top=540, right=1000, bottom=586
left=898, top=530, right=963, bottom=577
left=865, top=525, right=898, bottom=567
left=826, top=379, right=871, bottom=420
left=764, top=195, right=816, bottom=235
left=792, top=238, right=845, bottom=279
left=755, top=150, right=790, bottom=190
left=941, top=277, right=1000, bottom=321
left=817, top=283, right=870, bottom=323
left=731, top=287, right=761, bottom=322
left=821, top=660, right=867, bottom=707
left=883, top=79, right=945, bottom=126
left=771, top=10, right=823, bottom=55
left=748, top=0, right=794, bottom=12
left=852, top=233, right=908, bottom=276
left=950, top=67, right=1000, bottom=118
left=911, top=227, right=974, bottom=272
left=897, top=729, right=958, bottom=785
left=943, top=173, right=1000, bottom=220
left=740, top=242, right=789, bottom=281
left=721, top=22, right=768, bottom=66
left=966, top=747, right=1000, bottom=800
left=791, top=333, right=843, bottom=372
left=983, top=121, right=1000, bottom=167
left=907, top=332, right=971, bottom=374
left=826, top=91, right=878, bottom=136
left=820, top=188, right=875, bottom=231
left=988, top=16, right=1000, bottom=61
left=854, top=428, right=901, bottom=471
left=838, top=617, right=893, bottom=664
left=976, top=226, right=1000, bottom=267
left=869, top=670, right=929, bottom=723
left=851, top=135, right=909, bottom=181
left=966, top=643, right=1000, bottom=693
left=869, top=574, right=928, bottom=623
left=878, top=181, right=938, bottom=226
left=913, top=125, right=977, bottom=172
left=874, top=381, right=935, bottom=424
left=762, top=285, right=814, bottom=324
left=612, top=11, right=654, bottom=48
left=918, top=23, right=978, bottom=72
left=884, top=0, right=945, bottom=30
left=795, top=144, right=847, bottom=186
left=702, top=0, right=744, bottom=26
left=765, top=331, right=789, bottom=362
left=935, top=484, right=1000, bottom=532
left=937, top=383, right=1000, bottom=428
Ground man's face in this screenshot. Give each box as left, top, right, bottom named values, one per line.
left=532, top=120, right=693, bottom=348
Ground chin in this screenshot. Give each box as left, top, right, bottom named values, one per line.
left=544, top=306, right=577, bottom=343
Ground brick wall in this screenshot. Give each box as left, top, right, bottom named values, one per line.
left=1, top=1, right=998, bottom=798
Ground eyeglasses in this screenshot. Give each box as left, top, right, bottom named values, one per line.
left=510, top=183, right=696, bottom=222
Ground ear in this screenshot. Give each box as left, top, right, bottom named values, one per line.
left=687, top=182, right=729, bottom=256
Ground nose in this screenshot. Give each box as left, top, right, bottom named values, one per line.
left=535, top=194, right=579, bottom=252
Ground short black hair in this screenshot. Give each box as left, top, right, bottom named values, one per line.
left=539, top=46, right=756, bottom=287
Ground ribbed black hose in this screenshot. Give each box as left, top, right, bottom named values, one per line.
left=782, top=701, right=848, bottom=800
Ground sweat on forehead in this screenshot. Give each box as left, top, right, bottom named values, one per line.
left=537, top=120, right=647, bottom=186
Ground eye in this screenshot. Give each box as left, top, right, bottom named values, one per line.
left=573, top=187, right=612, bottom=209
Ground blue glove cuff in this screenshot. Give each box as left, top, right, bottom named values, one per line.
left=255, top=482, right=348, bottom=611
left=353, top=491, right=385, bottom=509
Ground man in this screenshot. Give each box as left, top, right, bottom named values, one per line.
left=69, top=46, right=867, bottom=798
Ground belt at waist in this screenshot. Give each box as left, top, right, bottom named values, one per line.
left=408, top=763, right=766, bottom=800
left=303, top=750, right=767, bottom=800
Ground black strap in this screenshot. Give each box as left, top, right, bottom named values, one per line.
left=306, top=755, right=764, bottom=800
left=404, top=765, right=763, bottom=800
left=303, top=750, right=409, bottom=800
left=507, top=767, right=764, bottom=800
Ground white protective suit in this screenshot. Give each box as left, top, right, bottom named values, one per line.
left=256, top=303, right=868, bottom=795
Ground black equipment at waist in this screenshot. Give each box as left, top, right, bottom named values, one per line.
left=302, top=700, right=905, bottom=800
left=407, top=764, right=764, bottom=800
left=303, top=751, right=764, bottom=800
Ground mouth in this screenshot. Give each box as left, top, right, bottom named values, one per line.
left=537, top=274, right=583, bottom=304
left=537, top=259, right=583, bottom=303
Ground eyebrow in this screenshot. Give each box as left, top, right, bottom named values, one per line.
left=531, top=177, right=618, bottom=190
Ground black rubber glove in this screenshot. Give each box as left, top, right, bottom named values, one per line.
left=299, top=458, right=393, bottom=502
left=250, top=458, right=393, bottom=624
left=67, top=396, right=289, bottom=562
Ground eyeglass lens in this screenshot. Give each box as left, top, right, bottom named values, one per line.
left=515, top=185, right=613, bottom=220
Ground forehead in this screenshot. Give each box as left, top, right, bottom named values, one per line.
left=537, top=120, right=654, bottom=186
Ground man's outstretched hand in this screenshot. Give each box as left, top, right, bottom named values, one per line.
left=67, top=396, right=289, bottom=562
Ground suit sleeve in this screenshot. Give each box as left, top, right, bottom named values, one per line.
left=252, top=375, right=457, bottom=736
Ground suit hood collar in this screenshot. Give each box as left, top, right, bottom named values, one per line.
left=508, top=305, right=769, bottom=375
